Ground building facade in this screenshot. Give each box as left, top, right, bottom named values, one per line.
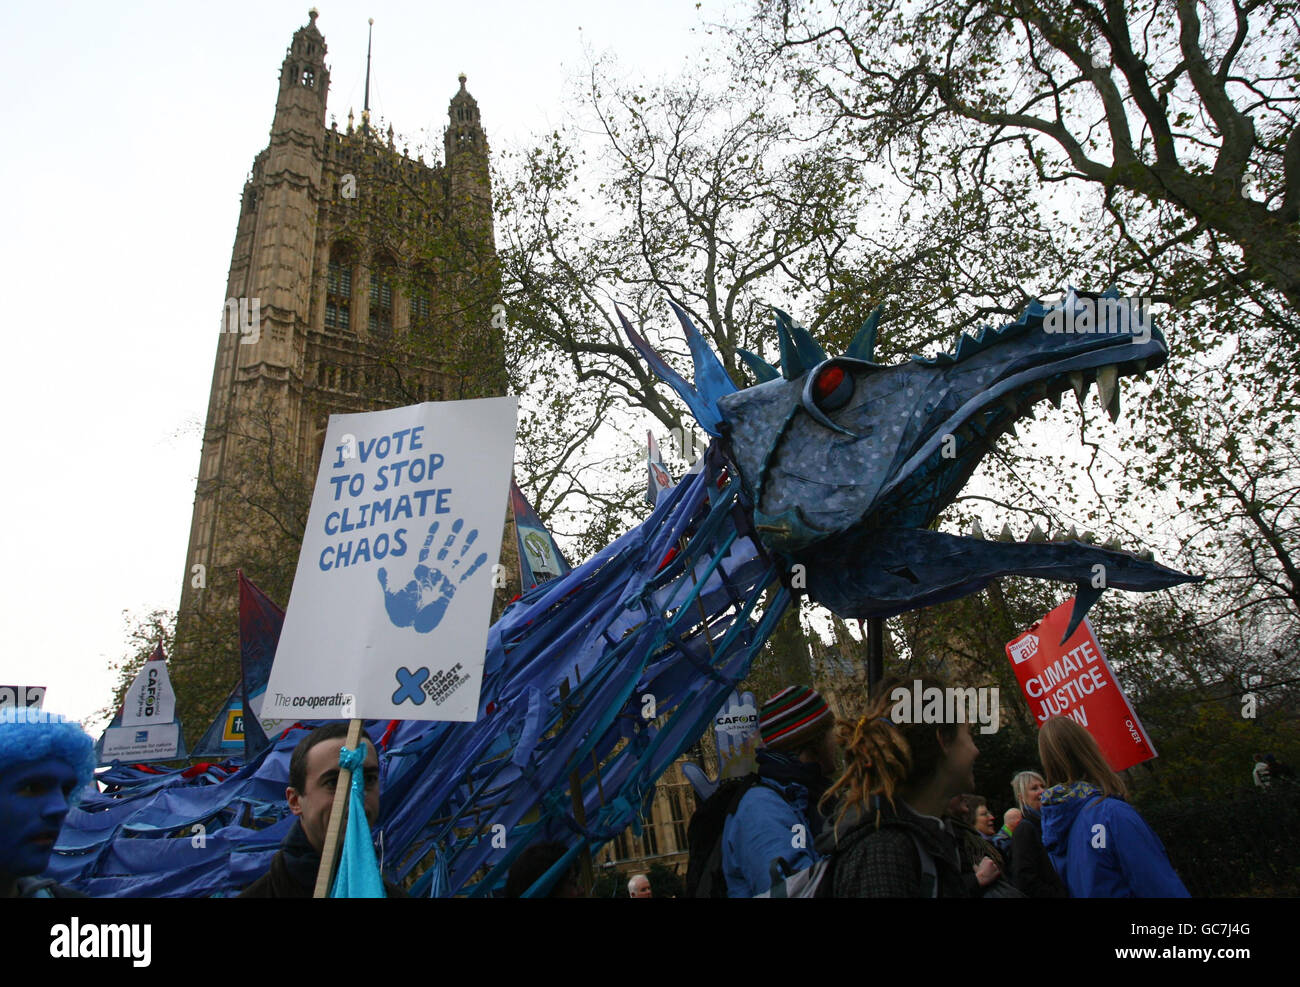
left=176, top=11, right=504, bottom=722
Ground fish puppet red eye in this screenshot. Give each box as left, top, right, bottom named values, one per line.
left=812, top=364, right=853, bottom=411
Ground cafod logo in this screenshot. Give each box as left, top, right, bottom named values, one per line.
left=714, top=697, right=757, bottom=736
left=136, top=668, right=160, bottom=718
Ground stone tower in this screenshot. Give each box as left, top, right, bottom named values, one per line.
left=176, top=11, right=505, bottom=729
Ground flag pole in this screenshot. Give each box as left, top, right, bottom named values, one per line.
left=866, top=618, right=884, bottom=692
left=313, top=717, right=364, bottom=898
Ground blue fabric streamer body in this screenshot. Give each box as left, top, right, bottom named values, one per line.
left=330, top=741, right=384, bottom=899
left=49, top=444, right=787, bottom=898
left=46, top=290, right=1198, bottom=898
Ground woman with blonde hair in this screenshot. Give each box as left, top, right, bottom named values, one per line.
left=1037, top=716, right=1188, bottom=897
left=1008, top=769, right=1066, bottom=897
left=824, top=677, right=1001, bottom=897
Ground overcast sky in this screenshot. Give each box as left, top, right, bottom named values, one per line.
left=0, top=1, right=729, bottom=731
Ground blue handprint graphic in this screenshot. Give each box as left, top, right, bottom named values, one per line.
left=377, top=518, right=489, bottom=632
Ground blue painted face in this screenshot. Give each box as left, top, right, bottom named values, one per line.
left=0, top=757, right=78, bottom=880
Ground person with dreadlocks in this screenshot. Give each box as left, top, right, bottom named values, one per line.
left=824, top=677, right=1001, bottom=897
left=0, top=706, right=96, bottom=898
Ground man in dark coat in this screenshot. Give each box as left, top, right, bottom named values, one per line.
left=240, top=723, right=404, bottom=898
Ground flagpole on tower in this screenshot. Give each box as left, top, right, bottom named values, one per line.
left=361, top=17, right=374, bottom=134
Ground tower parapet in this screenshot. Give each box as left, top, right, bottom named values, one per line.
left=445, top=74, right=493, bottom=233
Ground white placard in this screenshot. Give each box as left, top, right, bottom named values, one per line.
left=121, top=658, right=176, bottom=727
left=714, top=689, right=760, bottom=780
left=101, top=722, right=183, bottom=760
left=265, top=397, right=518, bottom=722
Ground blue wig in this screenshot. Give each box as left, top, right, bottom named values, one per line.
left=0, top=707, right=96, bottom=802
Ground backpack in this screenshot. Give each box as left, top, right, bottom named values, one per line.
left=759, top=803, right=939, bottom=898
left=758, top=853, right=838, bottom=898
left=684, top=775, right=763, bottom=898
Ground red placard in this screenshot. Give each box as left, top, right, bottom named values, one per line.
left=1005, top=598, right=1156, bottom=772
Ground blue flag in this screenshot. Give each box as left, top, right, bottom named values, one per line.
left=510, top=478, right=571, bottom=590
left=646, top=431, right=674, bottom=505
left=331, top=741, right=385, bottom=898
left=192, top=574, right=283, bottom=761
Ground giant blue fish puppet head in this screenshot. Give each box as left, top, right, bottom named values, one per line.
left=621, top=290, right=1199, bottom=642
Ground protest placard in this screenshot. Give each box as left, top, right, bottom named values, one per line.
left=96, top=645, right=187, bottom=764
left=714, top=689, right=759, bottom=779
left=1006, top=597, right=1156, bottom=772
left=101, top=723, right=185, bottom=761
left=265, top=397, right=518, bottom=722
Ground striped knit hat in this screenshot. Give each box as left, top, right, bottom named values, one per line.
left=759, top=685, right=832, bottom=750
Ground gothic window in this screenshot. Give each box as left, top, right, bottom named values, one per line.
left=326, top=244, right=354, bottom=331
left=667, top=787, right=688, bottom=848
left=302, top=67, right=315, bottom=88
left=369, top=257, right=395, bottom=337
left=642, top=811, right=659, bottom=857
left=410, top=270, right=433, bottom=337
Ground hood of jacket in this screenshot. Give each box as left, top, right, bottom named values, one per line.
left=757, top=748, right=831, bottom=835
left=1038, top=781, right=1107, bottom=856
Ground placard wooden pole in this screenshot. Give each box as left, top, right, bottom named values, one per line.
left=313, top=717, right=364, bottom=898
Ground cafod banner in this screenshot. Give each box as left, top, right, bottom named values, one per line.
left=97, top=645, right=187, bottom=764
left=1005, top=597, right=1156, bottom=772
left=714, top=689, right=759, bottom=779
left=266, top=397, right=518, bottom=722
left=102, top=723, right=184, bottom=761
left=121, top=657, right=176, bottom=727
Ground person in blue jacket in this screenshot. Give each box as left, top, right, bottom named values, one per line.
left=721, top=685, right=836, bottom=896
left=1037, top=716, right=1188, bottom=898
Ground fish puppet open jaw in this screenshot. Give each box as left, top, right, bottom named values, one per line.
left=622, top=290, right=1199, bottom=644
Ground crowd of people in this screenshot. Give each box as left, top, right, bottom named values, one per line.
left=0, top=675, right=1204, bottom=897
left=486, top=677, right=1195, bottom=898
